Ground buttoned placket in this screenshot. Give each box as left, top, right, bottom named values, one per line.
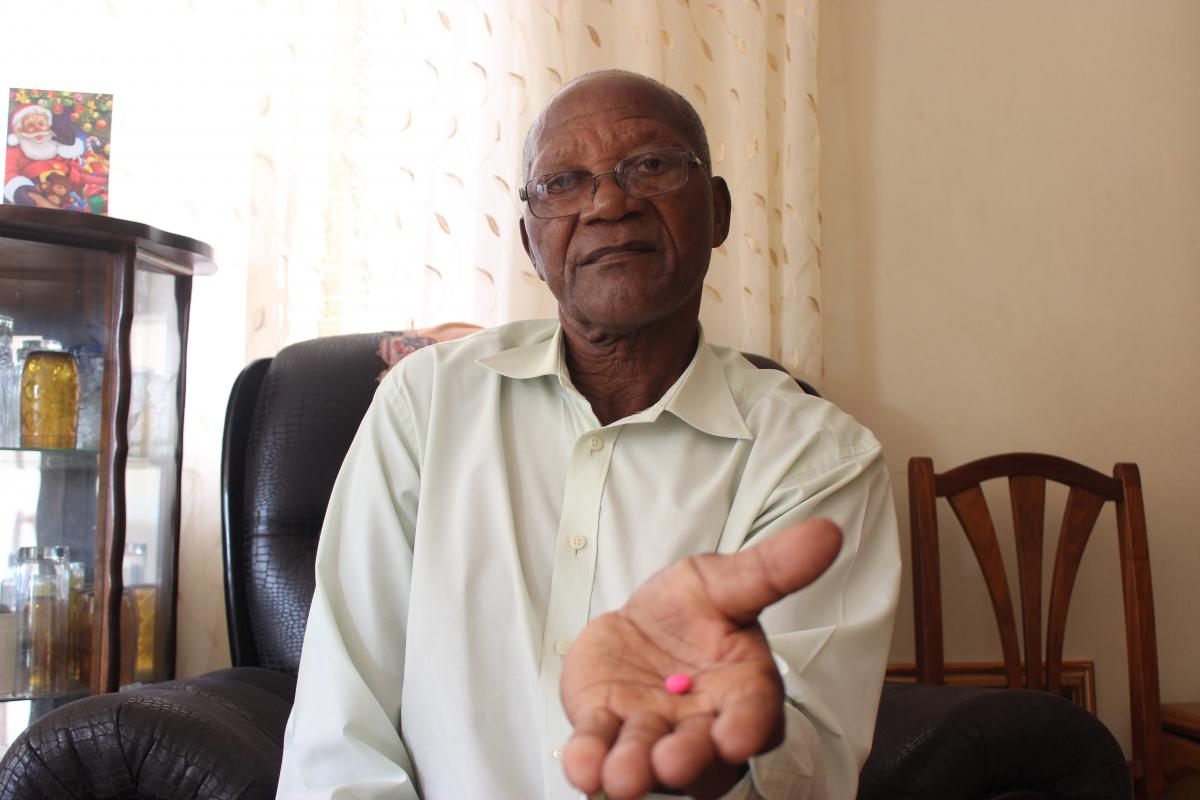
left=538, top=423, right=620, bottom=798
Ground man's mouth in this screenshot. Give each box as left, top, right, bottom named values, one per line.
left=581, top=241, right=658, bottom=265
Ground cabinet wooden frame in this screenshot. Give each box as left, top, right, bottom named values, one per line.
left=0, top=206, right=211, bottom=698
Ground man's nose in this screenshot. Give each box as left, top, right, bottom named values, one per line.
left=580, top=172, right=643, bottom=222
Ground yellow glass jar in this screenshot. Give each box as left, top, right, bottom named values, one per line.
left=20, top=351, right=79, bottom=449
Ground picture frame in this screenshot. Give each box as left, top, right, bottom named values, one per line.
left=886, top=661, right=1097, bottom=714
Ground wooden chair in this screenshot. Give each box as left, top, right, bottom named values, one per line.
left=908, top=453, right=1165, bottom=800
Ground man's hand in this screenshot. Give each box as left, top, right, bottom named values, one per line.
left=560, top=518, right=843, bottom=800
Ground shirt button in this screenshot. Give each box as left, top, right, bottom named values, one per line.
left=588, top=435, right=604, bottom=451
left=569, top=534, right=587, bottom=551
left=552, top=745, right=564, bottom=760
left=555, top=640, right=571, bottom=656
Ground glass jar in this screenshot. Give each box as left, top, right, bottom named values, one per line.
left=0, top=554, right=17, bottom=613
left=73, top=345, right=104, bottom=450
left=122, top=543, right=155, bottom=684
left=0, top=553, right=16, bottom=696
left=67, top=561, right=90, bottom=689
left=16, top=546, right=69, bottom=696
left=123, top=542, right=147, bottom=585
left=14, top=338, right=63, bottom=381
left=0, top=315, right=15, bottom=447
left=0, top=608, right=16, bottom=697
left=20, top=350, right=79, bottom=449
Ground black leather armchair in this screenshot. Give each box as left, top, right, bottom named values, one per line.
left=0, top=333, right=1131, bottom=799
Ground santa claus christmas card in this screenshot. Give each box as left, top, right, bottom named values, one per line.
left=5, top=88, right=112, bottom=214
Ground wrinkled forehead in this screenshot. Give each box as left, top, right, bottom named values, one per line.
left=529, top=79, right=691, bottom=173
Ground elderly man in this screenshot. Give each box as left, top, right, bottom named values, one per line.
left=277, top=70, right=899, bottom=799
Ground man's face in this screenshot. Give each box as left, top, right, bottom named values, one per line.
left=520, top=76, right=730, bottom=335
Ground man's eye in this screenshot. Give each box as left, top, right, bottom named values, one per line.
left=540, top=172, right=586, bottom=195
left=630, top=155, right=671, bottom=175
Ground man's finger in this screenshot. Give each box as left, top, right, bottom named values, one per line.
left=650, top=712, right=715, bottom=788
left=602, top=712, right=672, bottom=800
left=711, top=688, right=785, bottom=763
left=693, top=517, right=842, bottom=625
left=563, top=707, right=621, bottom=794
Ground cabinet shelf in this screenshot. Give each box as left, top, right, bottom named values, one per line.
left=0, top=448, right=163, bottom=467
left=0, top=446, right=100, bottom=456
left=0, top=688, right=88, bottom=705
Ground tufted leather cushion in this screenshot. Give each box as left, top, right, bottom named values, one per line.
left=0, top=668, right=295, bottom=799
left=238, top=333, right=386, bottom=673
left=858, top=682, right=1131, bottom=800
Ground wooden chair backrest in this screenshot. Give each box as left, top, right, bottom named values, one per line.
left=908, top=452, right=1164, bottom=799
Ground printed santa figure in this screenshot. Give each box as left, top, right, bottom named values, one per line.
left=5, top=103, right=84, bottom=206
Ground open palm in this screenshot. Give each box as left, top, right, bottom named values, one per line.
left=560, top=518, right=843, bottom=800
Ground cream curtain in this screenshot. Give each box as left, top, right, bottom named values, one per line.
left=3, top=0, right=821, bottom=677
left=246, top=0, right=823, bottom=375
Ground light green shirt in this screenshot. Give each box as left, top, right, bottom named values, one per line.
left=278, top=319, right=900, bottom=799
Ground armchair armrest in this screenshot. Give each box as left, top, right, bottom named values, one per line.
left=1, top=674, right=1132, bottom=798
left=0, top=668, right=295, bottom=799
left=859, top=682, right=1131, bottom=800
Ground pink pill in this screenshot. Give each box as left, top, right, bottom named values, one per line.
left=664, top=673, right=692, bottom=694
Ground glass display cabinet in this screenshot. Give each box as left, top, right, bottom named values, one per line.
left=0, top=206, right=213, bottom=748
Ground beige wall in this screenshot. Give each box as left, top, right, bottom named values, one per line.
left=818, top=0, right=1200, bottom=789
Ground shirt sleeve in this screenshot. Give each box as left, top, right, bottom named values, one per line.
left=275, top=369, right=426, bottom=799
left=730, top=443, right=901, bottom=800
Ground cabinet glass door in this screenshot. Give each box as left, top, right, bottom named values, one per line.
left=0, top=239, right=111, bottom=748
left=120, top=262, right=183, bottom=686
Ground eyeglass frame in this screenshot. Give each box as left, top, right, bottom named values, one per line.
left=518, top=147, right=708, bottom=219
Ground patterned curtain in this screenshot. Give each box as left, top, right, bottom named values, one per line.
left=3, top=0, right=821, bottom=677
left=246, top=0, right=823, bottom=377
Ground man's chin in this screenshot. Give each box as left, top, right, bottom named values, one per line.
left=562, top=299, right=696, bottom=338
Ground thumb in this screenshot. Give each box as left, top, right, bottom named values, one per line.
left=694, top=518, right=843, bottom=626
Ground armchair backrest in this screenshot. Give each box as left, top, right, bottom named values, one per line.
left=222, top=333, right=387, bottom=672
left=220, top=333, right=814, bottom=674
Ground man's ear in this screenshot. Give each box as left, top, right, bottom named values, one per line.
left=710, top=176, right=732, bottom=248
left=519, top=217, right=545, bottom=280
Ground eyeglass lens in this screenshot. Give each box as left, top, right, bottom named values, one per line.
left=525, top=149, right=694, bottom=218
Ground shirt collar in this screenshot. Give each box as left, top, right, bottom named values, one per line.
left=666, top=331, right=753, bottom=440
left=476, top=323, right=564, bottom=381
left=478, top=322, right=752, bottom=440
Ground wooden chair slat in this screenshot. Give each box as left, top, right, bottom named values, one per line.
left=1009, top=475, right=1046, bottom=691
left=1045, top=487, right=1105, bottom=694
left=947, top=486, right=1024, bottom=688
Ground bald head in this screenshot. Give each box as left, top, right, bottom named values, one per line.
left=522, top=70, right=711, bottom=181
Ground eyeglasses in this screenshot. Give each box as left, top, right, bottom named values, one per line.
left=519, top=147, right=705, bottom=219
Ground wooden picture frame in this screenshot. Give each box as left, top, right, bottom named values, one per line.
left=886, top=660, right=1096, bottom=714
